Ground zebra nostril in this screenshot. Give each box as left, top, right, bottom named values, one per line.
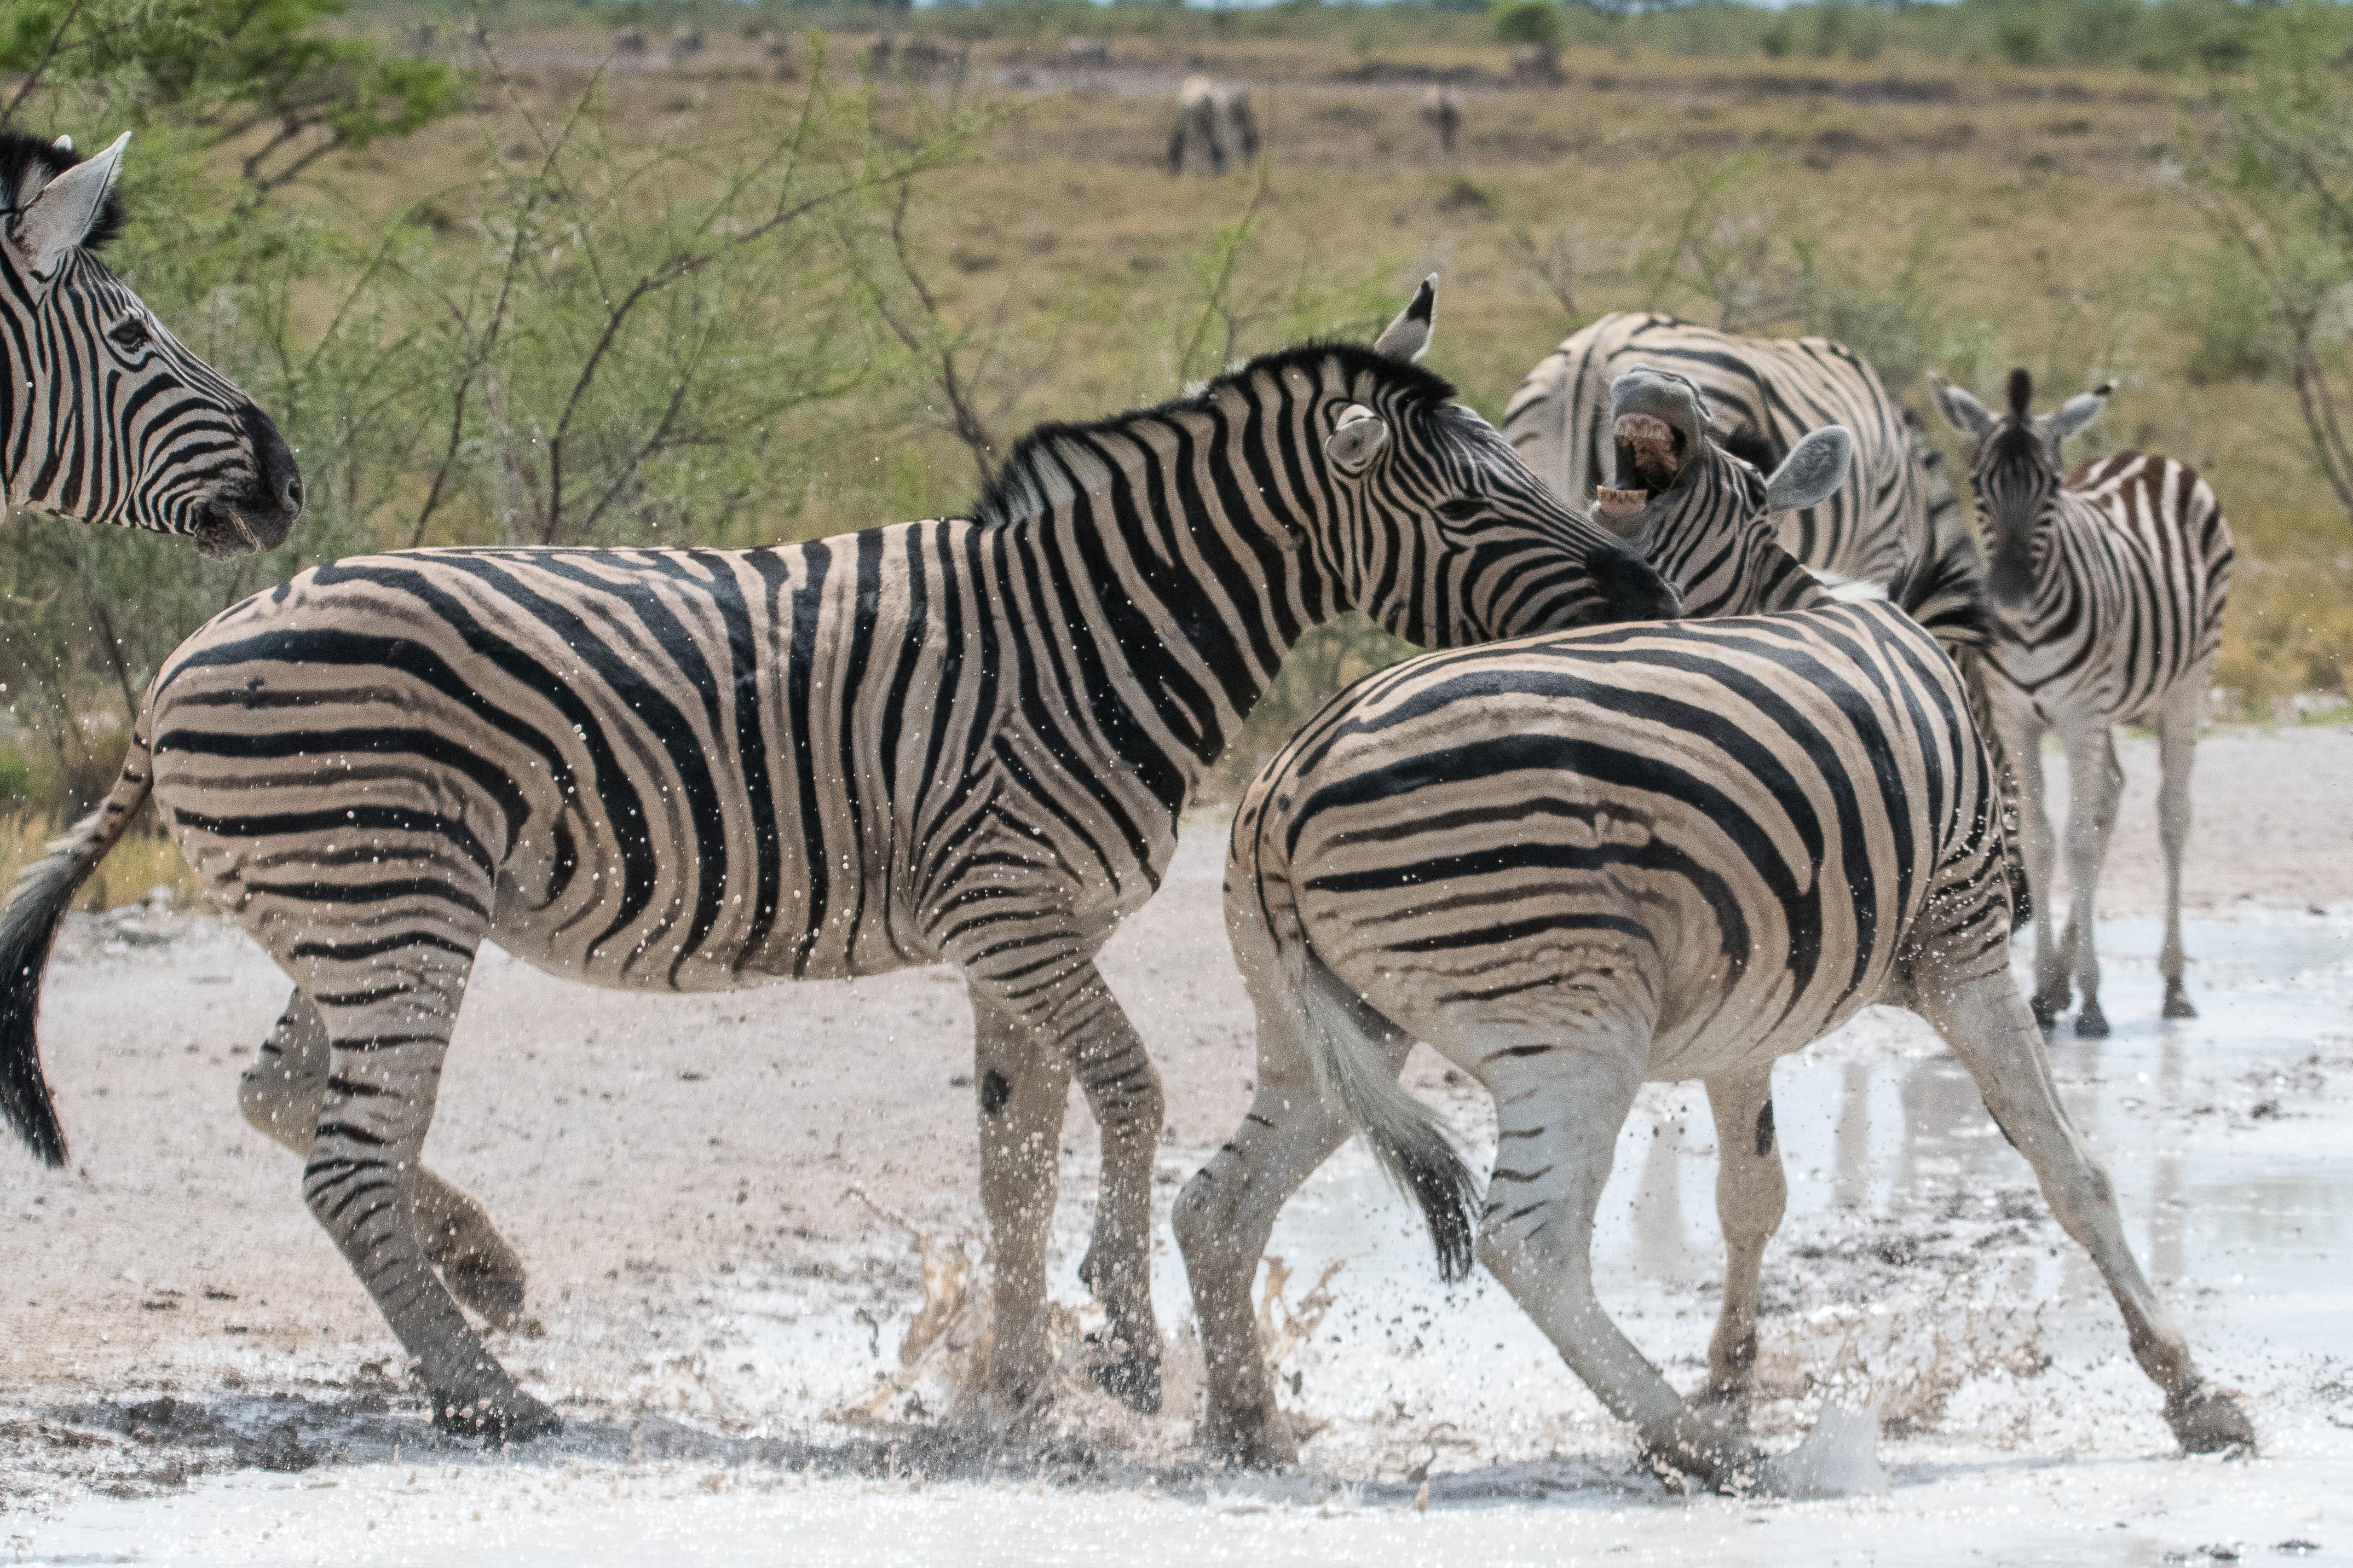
left=282, top=473, right=304, bottom=510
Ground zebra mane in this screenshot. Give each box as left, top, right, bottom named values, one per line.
left=974, top=343, right=1457, bottom=529
left=0, top=132, right=126, bottom=252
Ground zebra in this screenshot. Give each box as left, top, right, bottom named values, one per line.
left=1503, top=312, right=1955, bottom=588
left=1173, top=367, right=2252, bottom=1485
left=1419, top=86, right=1462, bottom=158
left=2, top=131, right=303, bottom=556
left=1168, top=77, right=1261, bottom=177
left=0, top=282, right=1679, bottom=1442
left=1928, top=370, right=2233, bottom=1035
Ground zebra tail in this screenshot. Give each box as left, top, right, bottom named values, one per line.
left=1287, top=939, right=1479, bottom=1282
left=0, top=727, right=154, bottom=1166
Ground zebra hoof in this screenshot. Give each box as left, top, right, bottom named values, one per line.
left=1199, top=1403, right=1296, bottom=1469
left=2073, top=1004, right=2110, bottom=1039
left=2029, top=994, right=2061, bottom=1031
left=2162, top=985, right=2198, bottom=1020
left=431, top=1384, right=560, bottom=1443
left=1082, top=1335, right=1162, bottom=1415
left=2166, top=1385, right=2254, bottom=1455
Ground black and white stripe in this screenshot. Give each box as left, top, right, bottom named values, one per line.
left=1504, top=311, right=1953, bottom=586
left=1175, top=367, right=2250, bottom=1485
left=2, top=131, right=302, bottom=556
left=1929, top=369, right=2233, bottom=1035
left=0, top=283, right=1677, bottom=1439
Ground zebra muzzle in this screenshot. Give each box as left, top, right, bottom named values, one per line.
left=1612, top=412, right=1683, bottom=498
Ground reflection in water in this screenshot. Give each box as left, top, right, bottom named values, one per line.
left=1834, top=1062, right=1871, bottom=1211
left=1631, top=1107, right=1702, bottom=1285
left=2155, top=1027, right=2185, bottom=1282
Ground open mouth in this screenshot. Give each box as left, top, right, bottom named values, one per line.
left=1599, top=412, right=1685, bottom=518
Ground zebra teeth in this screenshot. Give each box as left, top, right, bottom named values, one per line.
left=1595, top=486, right=1650, bottom=518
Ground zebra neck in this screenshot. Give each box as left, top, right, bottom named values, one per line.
left=990, top=404, right=1330, bottom=773
left=1666, top=519, right=1830, bottom=619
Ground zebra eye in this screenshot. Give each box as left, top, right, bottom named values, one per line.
left=1435, top=498, right=1487, bottom=524
left=109, top=319, right=152, bottom=352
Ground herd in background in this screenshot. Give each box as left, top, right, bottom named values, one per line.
left=1, top=123, right=2253, bottom=1486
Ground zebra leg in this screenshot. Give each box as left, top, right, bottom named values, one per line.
left=238, top=993, right=528, bottom=1328
left=1695, top=1066, right=1785, bottom=1432
left=2156, top=673, right=2208, bottom=1020
left=1477, top=1049, right=1762, bottom=1487
left=1172, top=931, right=1382, bottom=1466
left=1065, top=979, right=1167, bottom=1414
left=2060, top=724, right=2126, bottom=1037
left=1909, top=964, right=2252, bottom=1454
left=291, top=942, right=556, bottom=1440
left=969, top=982, right=1077, bottom=1414
left=2002, top=711, right=2068, bottom=1027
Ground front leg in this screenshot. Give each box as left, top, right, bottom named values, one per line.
left=1698, top=1067, right=1786, bottom=1432
left=1996, top=708, right=2065, bottom=1027
left=1061, top=972, right=1168, bottom=1413
left=2060, top=724, right=2126, bottom=1037
left=967, top=983, right=1077, bottom=1414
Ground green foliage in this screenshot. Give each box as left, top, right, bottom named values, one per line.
left=1489, top=0, right=1564, bottom=55
left=0, top=0, right=462, bottom=190
left=2184, top=3, right=2353, bottom=526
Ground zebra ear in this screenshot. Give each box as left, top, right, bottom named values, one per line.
left=10, top=131, right=128, bottom=281
left=1763, top=425, right=1853, bottom=513
left=1927, top=374, right=1993, bottom=444
left=2046, top=381, right=2113, bottom=444
left=1373, top=274, right=1438, bottom=363
left=1326, top=405, right=1391, bottom=473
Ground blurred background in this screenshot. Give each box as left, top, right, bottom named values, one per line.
left=7, top=0, right=2352, bottom=902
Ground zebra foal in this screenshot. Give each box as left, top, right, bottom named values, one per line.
left=1175, top=368, right=2251, bottom=1484
left=3, top=131, right=303, bottom=554
left=1929, top=371, right=2233, bottom=1034
left=1, top=283, right=1677, bottom=1440
left=1504, top=312, right=1953, bottom=587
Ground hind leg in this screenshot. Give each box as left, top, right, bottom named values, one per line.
left=1173, top=917, right=1395, bottom=1465
left=1908, top=961, right=2251, bottom=1453
left=1997, top=710, right=2069, bottom=1027
left=2155, top=670, right=2209, bottom=1020
left=282, top=934, right=553, bottom=1440
left=239, top=993, right=527, bottom=1328
left=1695, top=1067, right=1785, bottom=1432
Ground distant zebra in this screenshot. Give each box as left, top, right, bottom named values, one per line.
left=1168, top=77, right=1260, bottom=177
left=2, top=132, right=303, bottom=556
left=1504, top=313, right=1953, bottom=587
left=0, top=282, right=1676, bottom=1440
left=1176, top=367, right=2252, bottom=1484
left=1929, top=370, right=2233, bottom=1034
left=1419, top=85, right=1462, bottom=157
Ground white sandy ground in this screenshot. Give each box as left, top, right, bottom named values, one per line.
left=3, top=722, right=2350, bottom=1565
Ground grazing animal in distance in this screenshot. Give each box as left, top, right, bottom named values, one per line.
left=1177, top=366, right=2254, bottom=1483
left=0, top=131, right=303, bottom=557
left=667, top=25, right=703, bottom=66
left=1506, top=312, right=1955, bottom=589
left=1929, top=370, right=2232, bottom=1034
left=1420, top=85, right=1462, bottom=156
left=1169, top=77, right=1261, bottom=176
left=0, top=281, right=1678, bottom=1443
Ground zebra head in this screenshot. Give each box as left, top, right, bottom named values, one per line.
left=2, top=132, right=304, bottom=557
left=1929, top=367, right=2110, bottom=609
left=1310, top=276, right=1679, bottom=641
left=1588, top=366, right=1852, bottom=613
